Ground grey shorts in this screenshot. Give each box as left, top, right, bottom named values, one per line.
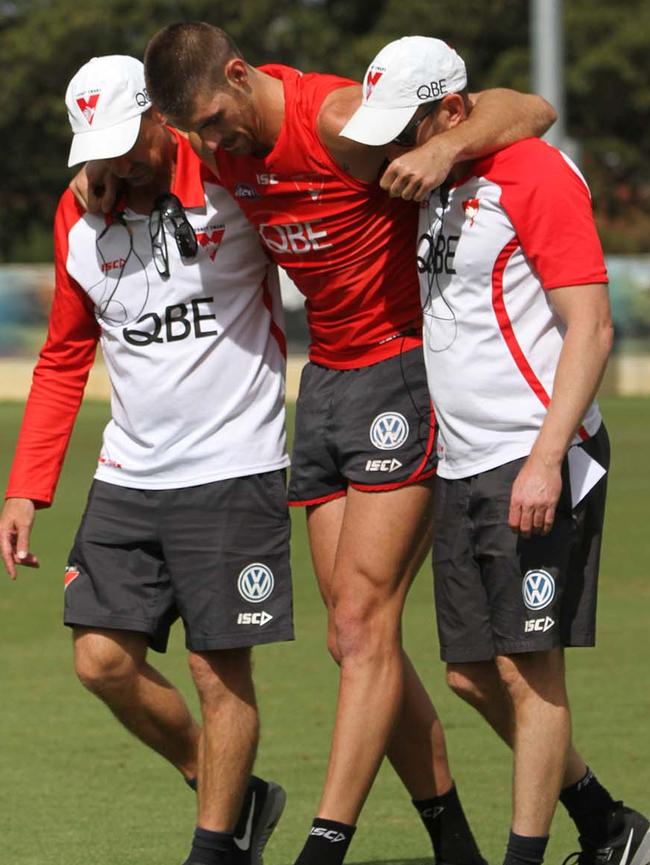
left=64, top=472, right=294, bottom=653
left=433, top=425, right=610, bottom=663
left=288, top=347, right=437, bottom=506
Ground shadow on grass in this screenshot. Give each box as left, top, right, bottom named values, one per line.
left=344, top=861, right=432, bottom=865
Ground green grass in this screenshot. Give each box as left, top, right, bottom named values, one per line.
left=0, top=396, right=648, bottom=865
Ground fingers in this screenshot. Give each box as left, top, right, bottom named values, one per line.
left=15, top=523, right=39, bottom=569
left=0, top=499, right=38, bottom=579
left=509, top=499, right=557, bottom=537
left=0, top=527, right=17, bottom=579
left=380, top=163, right=431, bottom=201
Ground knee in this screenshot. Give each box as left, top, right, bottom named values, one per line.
left=188, top=649, right=253, bottom=707
left=332, top=594, right=399, bottom=665
left=496, top=650, right=566, bottom=704
left=74, top=636, right=138, bottom=696
left=326, top=624, right=343, bottom=665
left=446, top=661, right=498, bottom=707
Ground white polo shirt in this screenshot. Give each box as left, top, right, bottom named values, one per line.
left=7, top=129, right=288, bottom=504
left=417, top=138, right=608, bottom=480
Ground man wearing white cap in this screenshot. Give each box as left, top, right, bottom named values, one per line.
left=0, top=55, right=293, bottom=865
left=342, top=35, right=650, bottom=865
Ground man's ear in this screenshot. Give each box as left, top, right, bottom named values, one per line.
left=152, top=107, right=167, bottom=126
left=439, top=93, right=467, bottom=129
left=224, top=57, right=250, bottom=89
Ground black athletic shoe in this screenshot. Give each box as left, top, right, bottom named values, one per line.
left=562, top=804, right=650, bottom=865
left=233, top=776, right=287, bottom=865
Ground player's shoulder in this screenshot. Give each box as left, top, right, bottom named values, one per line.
left=476, top=138, right=581, bottom=187
left=55, top=187, right=89, bottom=235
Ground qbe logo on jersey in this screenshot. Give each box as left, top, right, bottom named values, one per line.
left=238, top=563, right=275, bottom=603
left=369, top=412, right=410, bottom=451
left=522, top=569, right=556, bottom=611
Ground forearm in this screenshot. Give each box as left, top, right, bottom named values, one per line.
left=434, top=89, right=556, bottom=165
left=530, top=317, right=613, bottom=466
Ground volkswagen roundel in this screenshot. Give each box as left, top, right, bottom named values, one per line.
left=237, top=563, right=275, bottom=603
left=522, top=569, right=556, bottom=611
left=369, top=412, right=410, bottom=451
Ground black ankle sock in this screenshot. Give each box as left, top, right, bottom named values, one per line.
left=184, top=826, right=235, bottom=865
left=186, top=776, right=198, bottom=792
left=503, top=831, right=549, bottom=865
left=560, top=768, right=619, bottom=845
left=413, top=783, right=485, bottom=865
left=294, top=818, right=356, bottom=865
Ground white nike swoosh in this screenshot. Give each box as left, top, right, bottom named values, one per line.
left=619, top=828, right=635, bottom=865
left=234, top=792, right=256, bottom=851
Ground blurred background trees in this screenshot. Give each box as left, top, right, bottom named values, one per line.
left=1, top=0, right=649, bottom=261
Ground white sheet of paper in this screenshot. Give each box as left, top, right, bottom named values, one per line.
left=567, top=445, right=607, bottom=508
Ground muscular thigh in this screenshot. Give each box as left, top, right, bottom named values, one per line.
left=331, top=481, right=435, bottom=608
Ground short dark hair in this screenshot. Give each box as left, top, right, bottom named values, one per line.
left=144, top=22, right=243, bottom=123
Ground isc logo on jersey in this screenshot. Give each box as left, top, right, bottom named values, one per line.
left=237, top=610, right=274, bottom=626
left=259, top=220, right=332, bottom=254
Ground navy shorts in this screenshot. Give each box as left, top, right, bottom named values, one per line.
left=433, top=425, right=609, bottom=663
left=64, top=472, right=294, bottom=652
left=288, top=347, right=437, bottom=506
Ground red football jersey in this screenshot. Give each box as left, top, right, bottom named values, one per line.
left=215, top=65, right=423, bottom=369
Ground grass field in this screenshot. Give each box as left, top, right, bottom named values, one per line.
left=0, top=396, right=648, bottom=865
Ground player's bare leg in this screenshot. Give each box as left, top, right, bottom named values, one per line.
left=297, top=482, right=484, bottom=865
left=307, top=488, right=452, bottom=798
left=307, top=486, right=450, bottom=804
left=188, top=648, right=258, bottom=832
left=73, top=627, right=199, bottom=778
left=494, top=647, right=571, bottom=865
left=446, top=659, right=588, bottom=786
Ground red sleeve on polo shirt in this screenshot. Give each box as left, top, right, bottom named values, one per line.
left=476, top=138, right=608, bottom=290
left=5, top=191, right=100, bottom=508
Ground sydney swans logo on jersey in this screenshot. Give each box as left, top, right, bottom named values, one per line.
left=365, top=68, right=384, bottom=100
left=196, top=225, right=226, bottom=261
left=462, top=197, right=480, bottom=227
left=238, top=563, right=275, bottom=603
left=292, top=172, right=326, bottom=202
left=369, top=412, right=410, bottom=450
left=522, top=569, right=556, bottom=610
left=76, top=92, right=100, bottom=125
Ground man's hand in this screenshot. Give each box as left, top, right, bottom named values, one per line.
left=508, top=455, right=563, bottom=538
left=380, top=138, right=456, bottom=202
left=68, top=161, right=118, bottom=213
left=0, top=498, right=39, bottom=579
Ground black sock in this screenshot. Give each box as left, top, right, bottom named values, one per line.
left=560, top=768, right=620, bottom=845
left=184, top=827, right=235, bottom=865
left=502, top=831, right=549, bottom=865
left=186, top=776, right=198, bottom=792
left=294, top=818, right=356, bottom=865
left=413, top=783, right=484, bottom=865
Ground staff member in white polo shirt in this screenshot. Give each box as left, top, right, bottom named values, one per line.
left=0, top=55, right=292, bottom=865
left=341, top=35, right=649, bottom=865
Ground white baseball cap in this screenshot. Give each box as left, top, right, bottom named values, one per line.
left=65, top=55, right=151, bottom=167
left=340, top=36, right=467, bottom=146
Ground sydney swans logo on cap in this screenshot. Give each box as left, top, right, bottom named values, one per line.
left=364, top=67, right=384, bottom=100
left=76, top=91, right=101, bottom=126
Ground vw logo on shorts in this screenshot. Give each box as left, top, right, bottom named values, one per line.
left=238, top=563, right=275, bottom=603
left=522, top=569, right=556, bottom=611
left=369, top=412, right=410, bottom=451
